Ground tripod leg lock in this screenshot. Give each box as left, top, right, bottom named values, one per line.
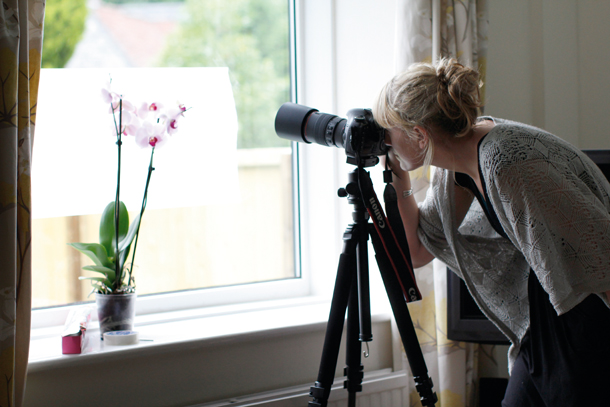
left=309, top=382, right=328, bottom=407
left=343, top=364, right=364, bottom=393
left=413, top=375, right=438, bottom=406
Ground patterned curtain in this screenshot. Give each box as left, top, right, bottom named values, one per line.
left=394, top=1, right=489, bottom=406
left=0, top=0, right=45, bottom=405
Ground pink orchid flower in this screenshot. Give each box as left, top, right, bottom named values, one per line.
left=123, top=115, right=142, bottom=137
left=137, top=102, right=149, bottom=119
left=101, top=82, right=136, bottom=116
left=148, top=102, right=163, bottom=112
left=137, top=102, right=164, bottom=120
left=167, top=119, right=179, bottom=135
left=110, top=98, right=136, bottom=115
left=161, top=106, right=184, bottom=135
left=135, top=121, right=167, bottom=149
left=101, top=82, right=118, bottom=105
left=121, top=110, right=134, bottom=126
left=101, top=88, right=115, bottom=105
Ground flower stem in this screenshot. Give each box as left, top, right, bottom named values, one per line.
left=114, top=99, right=123, bottom=292
left=129, top=146, right=155, bottom=286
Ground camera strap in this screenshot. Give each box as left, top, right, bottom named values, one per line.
left=357, top=166, right=422, bottom=302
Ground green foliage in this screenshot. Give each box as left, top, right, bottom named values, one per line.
left=158, top=0, right=291, bottom=149
left=42, top=0, right=88, bottom=68
left=99, top=200, right=130, bottom=260
left=68, top=201, right=141, bottom=294
left=102, top=0, right=183, bottom=3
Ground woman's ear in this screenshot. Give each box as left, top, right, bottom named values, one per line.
left=413, top=126, right=429, bottom=150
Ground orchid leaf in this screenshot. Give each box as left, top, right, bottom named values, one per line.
left=115, top=212, right=142, bottom=271
left=81, top=277, right=112, bottom=294
left=82, top=265, right=116, bottom=280
left=86, top=281, right=111, bottom=296
left=67, top=243, right=112, bottom=268
left=118, top=247, right=131, bottom=274
left=119, top=212, right=141, bottom=253
left=79, top=276, right=111, bottom=284
left=99, top=201, right=129, bottom=258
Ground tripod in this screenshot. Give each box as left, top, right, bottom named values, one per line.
left=308, top=166, right=437, bottom=407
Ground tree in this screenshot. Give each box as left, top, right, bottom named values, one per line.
left=159, top=0, right=290, bottom=149
left=42, top=0, right=88, bottom=68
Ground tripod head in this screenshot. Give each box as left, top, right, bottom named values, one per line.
left=337, top=168, right=370, bottom=226
left=341, top=165, right=422, bottom=303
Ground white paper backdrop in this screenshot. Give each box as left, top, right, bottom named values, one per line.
left=32, top=67, right=239, bottom=219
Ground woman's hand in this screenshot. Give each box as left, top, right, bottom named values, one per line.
left=382, top=149, right=409, bottom=183
left=382, top=147, right=434, bottom=268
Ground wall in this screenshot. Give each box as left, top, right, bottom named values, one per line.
left=485, top=0, right=610, bottom=149
left=26, top=317, right=394, bottom=407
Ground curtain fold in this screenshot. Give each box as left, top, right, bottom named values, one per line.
left=0, top=0, right=45, bottom=405
left=394, top=1, right=489, bottom=406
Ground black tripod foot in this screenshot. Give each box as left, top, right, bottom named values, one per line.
left=414, top=375, right=438, bottom=406
left=309, top=382, right=329, bottom=407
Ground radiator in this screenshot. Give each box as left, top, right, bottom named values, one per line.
left=194, top=369, right=410, bottom=407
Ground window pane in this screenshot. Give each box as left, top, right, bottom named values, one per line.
left=33, top=0, right=295, bottom=308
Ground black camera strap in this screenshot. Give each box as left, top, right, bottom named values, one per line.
left=357, top=166, right=421, bottom=302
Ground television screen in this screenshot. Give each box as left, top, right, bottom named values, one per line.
left=446, top=268, right=509, bottom=344
left=446, top=149, right=610, bottom=344
left=582, top=149, right=610, bottom=180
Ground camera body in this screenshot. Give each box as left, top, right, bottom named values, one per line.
left=274, top=102, right=388, bottom=167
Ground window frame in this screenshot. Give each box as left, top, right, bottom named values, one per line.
left=28, top=2, right=411, bottom=405
left=30, top=0, right=347, bottom=330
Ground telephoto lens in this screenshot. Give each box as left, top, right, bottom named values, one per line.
left=274, top=102, right=346, bottom=148
left=274, top=102, right=388, bottom=167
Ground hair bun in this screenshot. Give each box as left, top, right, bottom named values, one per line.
left=437, top=73, right=450, bottom=88
left=434, top=58, right=482, bottom=135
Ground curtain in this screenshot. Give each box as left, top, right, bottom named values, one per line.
left=0, top=0, right=45, bottom=405
left=394, top=1, right=489, bottom=406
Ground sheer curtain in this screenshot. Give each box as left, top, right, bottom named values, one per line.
left=0, top=0, right=45, bottom=405
left=393, top=1, right=489, bottom=406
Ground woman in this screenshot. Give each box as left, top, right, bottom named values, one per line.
left=373, top=58, right=610, bottom=406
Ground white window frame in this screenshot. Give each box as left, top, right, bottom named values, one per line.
left=27, top=3, right=403, bottom=405
left=30, top=0, right=347, bottom=330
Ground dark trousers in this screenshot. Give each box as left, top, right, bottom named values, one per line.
left=501, top=271, right=610, bottom=406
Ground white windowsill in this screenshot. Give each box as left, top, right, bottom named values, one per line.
left=29, top=294, right=393, bottom=367
left=26, top=295, right=395, bottom=407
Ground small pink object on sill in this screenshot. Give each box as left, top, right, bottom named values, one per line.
left=62, top=306, right=94, bottom=354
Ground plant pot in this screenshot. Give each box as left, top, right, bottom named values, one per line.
left=95, top=292, right=137, bottom=339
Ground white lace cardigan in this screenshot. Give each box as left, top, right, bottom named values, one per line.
left=417, top=118, right=610, bottom=369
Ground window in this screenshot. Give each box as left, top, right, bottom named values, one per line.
left=33, top=0, right=299, bottom=310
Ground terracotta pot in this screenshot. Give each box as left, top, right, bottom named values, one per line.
left=95, top=292, right=137, bottom=339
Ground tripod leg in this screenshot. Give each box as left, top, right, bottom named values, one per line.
left=309, top=229, right=358, bottom=407
left=344, top=274, right=363, bottom=407
left=372, top=228, right=437, bottom=407
left=356, top=226, right=372, bottom=342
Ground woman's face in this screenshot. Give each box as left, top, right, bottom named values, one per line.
left=384, top=127, right=426, bottom=172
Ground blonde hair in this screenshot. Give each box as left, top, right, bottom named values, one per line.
left=373, top=58, right=483, bottom=168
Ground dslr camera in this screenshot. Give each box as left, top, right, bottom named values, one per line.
left=274, top=102, right=388, bottom=167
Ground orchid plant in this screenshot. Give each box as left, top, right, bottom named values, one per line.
left=68, top=81, right=187, bottom=295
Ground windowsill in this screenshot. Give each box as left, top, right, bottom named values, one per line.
left=29, top=296, right=338, bottom=371
left=26, top=295, right=395, bottom=406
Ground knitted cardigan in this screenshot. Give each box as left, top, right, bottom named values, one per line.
left=417, top=118, right=610, bottom=369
